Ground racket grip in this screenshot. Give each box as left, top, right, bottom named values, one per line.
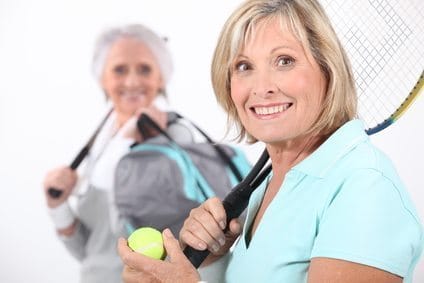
left=183, top=247, right=210, bottom=268
left=48, top=187, right=63, bottom=198
left=183, top=186, right=250, bottom=267
left=48, top=146, right=90, bottom=199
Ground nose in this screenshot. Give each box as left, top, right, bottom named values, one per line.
left=252, top=70, right=279, bottom=97
left=123, top=70, right=142, bottom=89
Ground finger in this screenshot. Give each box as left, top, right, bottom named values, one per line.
left=118, top=238, right=166, bottom=275
left=186, top=210, right=226, bottom=253
left=121, top=265, right=140, bottom=283
left=162, top=229, right=186, bottom=263
left=198, top=198, right=228, bottom=246
left=228, top=218, right=242, bottom=237
left=179, top=224, right=208, bottom=251
left=203, top=197, right=227, bottom=229
left=118, top=238, right=147, bottom=270
left=46, top=167, right=76, bottom=191
left=189, top=210, right=222, bottom=244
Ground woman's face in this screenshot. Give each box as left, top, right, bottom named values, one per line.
left=101, top=37, right=163, bottom=122
left=230, top=18, right=327, bottom=146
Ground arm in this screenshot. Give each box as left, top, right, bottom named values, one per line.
left=308, top=257, right=402, bottom=283
left=43, top=166, right=90, bottom=260
left=310, top=169, right=422, bottom=281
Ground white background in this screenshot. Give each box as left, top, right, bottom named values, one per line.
left=0, top=0, right=422, bottom=282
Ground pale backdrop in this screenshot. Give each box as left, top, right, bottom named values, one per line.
left=0, top=0, right=422, bottom=282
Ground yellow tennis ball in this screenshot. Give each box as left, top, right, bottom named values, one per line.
left=127, top=227, right=166, bottom=260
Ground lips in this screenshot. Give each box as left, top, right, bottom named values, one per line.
left=119, top=91, right=146, bottom=98
left=252, top=103, right=292, bottom=115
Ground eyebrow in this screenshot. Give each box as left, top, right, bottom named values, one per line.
left=235, top=44, right=298, bottom=59
left=270, top=44, right=298, bottom=53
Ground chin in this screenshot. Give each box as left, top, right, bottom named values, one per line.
left=248, top=125, right=283, bottom=142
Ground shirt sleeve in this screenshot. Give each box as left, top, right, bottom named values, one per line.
left=311, top=169, right=423, bottom=277
left=59, top=221, right=90, bottom=261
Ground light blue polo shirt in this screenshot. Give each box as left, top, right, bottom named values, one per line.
left=225, top=119, right=423, bottom=283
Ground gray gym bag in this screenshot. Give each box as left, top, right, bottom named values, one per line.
left=114, top=112, right=251, bottom=236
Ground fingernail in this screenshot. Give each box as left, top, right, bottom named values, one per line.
left=220, top=221, right=226, bottom=230
left=198, top=242, right=207, bottom=250
left=212, top=244, right=220, bottom=253
left=219, top=237, right=226, bottom=246
left=163, top=228, right=173, bottom=238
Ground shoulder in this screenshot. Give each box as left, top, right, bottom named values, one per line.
left=325, top=140, right=421, bottom=227
left=166, top=119, right=195, bottom=144
left=313, top=164, right=423, bottom=277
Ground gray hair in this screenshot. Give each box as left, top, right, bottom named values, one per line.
left=92, top=24, right=173, bottom=86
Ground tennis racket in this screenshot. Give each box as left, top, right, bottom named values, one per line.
left=48, top=107, right=113, bottom=198
left=183, top=149, right=271, bottom=267
left=183, top=0, right=423, bottom=268
left=321, top=0, right=423, bottom=135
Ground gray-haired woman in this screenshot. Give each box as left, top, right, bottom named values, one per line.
left=43, top=23, right=191, bottom=283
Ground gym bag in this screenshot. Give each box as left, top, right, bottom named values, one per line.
left=114, top=112, right=251, bottom=236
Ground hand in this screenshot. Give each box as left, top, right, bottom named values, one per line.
left=121, top=105, right=167, bottom=142
left=43, top=166, right=77, bottom=208
left=118, top=229, right=200, bottom=283
left=179, top=197, right=242, bottom=262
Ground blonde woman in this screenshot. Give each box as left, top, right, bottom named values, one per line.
left=118, top=1, right=423, bottom=282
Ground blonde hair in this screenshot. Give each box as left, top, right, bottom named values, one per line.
left=212, top=0, right=357, bottom=142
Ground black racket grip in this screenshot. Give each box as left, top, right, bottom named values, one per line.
left=183, top=183, right=251, bottom=268
left=47, top=187, right=63, bottom=198
left=47, top=146, right=90, bottom=198
left=183, top=248, right=210, bottom=268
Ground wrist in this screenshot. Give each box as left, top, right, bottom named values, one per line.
left=48, top=201, right=75, bottom=230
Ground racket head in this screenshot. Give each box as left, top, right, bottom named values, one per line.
left=320, top=0, right=424, bottom=135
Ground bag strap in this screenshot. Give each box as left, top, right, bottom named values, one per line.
left=137, top=112, right=179, bottom=140
left=137, top=112, right=244, bottom=182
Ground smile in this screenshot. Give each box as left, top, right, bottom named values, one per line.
left=252, top=103, right=292, bottom=115
left=119, top=91, right=146, bottom=97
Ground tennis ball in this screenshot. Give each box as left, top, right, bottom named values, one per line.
left=127, top=227, right=166, bottom=260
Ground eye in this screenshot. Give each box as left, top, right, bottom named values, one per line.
left=234, top=61, right=251, bottom=72
left=138, top=64, right=152, bottom=76
left=276, top=55, right=294, bottom=67
left=113, top=65, right=127, bottom=75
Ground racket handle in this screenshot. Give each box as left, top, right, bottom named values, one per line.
left=48, top=187, right=63, bottom=198
left=183, top=185, right=250, bottom=268
left=70, top=146, right=90, bottom=169
left=183, top=247, right=210, bottom=268
left=183, top=149, right=270, bottom=268
left=47, top=146, right=90, bottom=199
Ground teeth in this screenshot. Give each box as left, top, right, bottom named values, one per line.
left=254, top=104, right=290, bottom=115
left=121, top=92, right=145, bottom=97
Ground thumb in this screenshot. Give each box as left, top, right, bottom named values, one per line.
left=162, top=228, right=186, bottom=263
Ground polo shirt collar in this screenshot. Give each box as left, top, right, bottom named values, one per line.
left=292, top=119, right=369, bottom=178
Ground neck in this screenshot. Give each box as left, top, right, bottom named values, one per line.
left=267, top=134, right=325, bottom=180
left=115, top=113, right=132, bottom=129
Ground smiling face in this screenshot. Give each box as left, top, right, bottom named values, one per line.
left=230, top=18, right=327, bottom=146
left=101, top=37, right=163, bottom=124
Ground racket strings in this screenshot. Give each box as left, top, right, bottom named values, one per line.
left=320, top=0, right=423, bottom=132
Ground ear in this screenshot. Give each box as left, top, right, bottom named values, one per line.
left=99, top=73, right=110, bottom=100
left=159, top=75, right=165, bottom=90
left=158, top=76, right=166, bottom=96
left=102, top=90, right=109, bottom=101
